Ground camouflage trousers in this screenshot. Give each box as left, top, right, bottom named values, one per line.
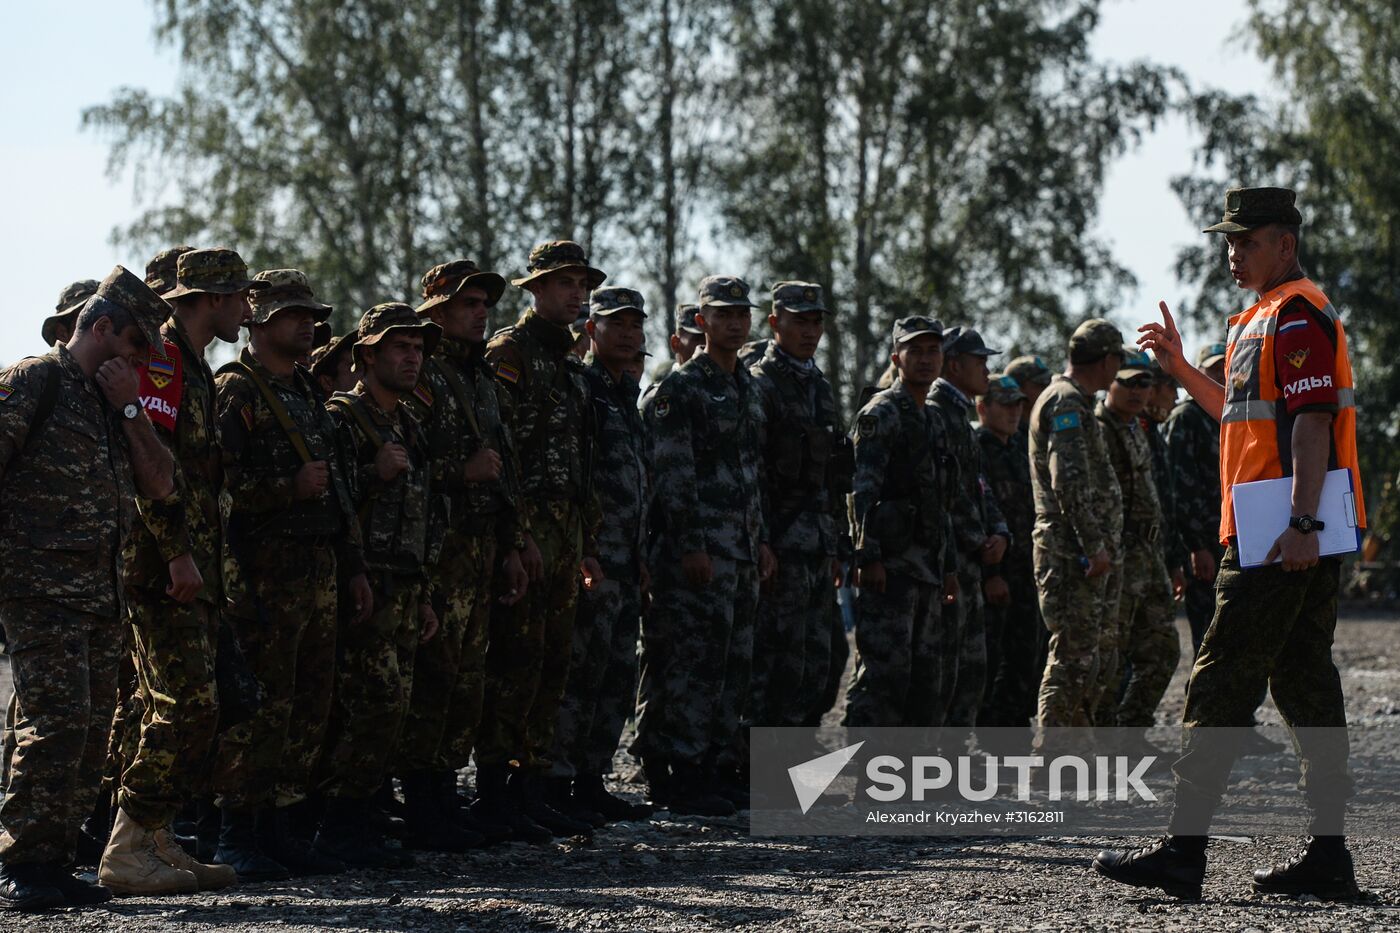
left=750, top=551, right=837, bottom=729
left=1170, top=548, right=1350, bottom=835
left=102, top=650, right=144, bottom=808
left=632, top=551, right=759, bottom=768
left=477, top=502, right=582, bottom=771
left=1096, top=539, right=1180, bottom=728
left=212, top=539, right=338, bottom=810
left=1184, top=542, right=1224, bottom=655
left=979, top=564, right=1043, bottom=733
left=1033, top=525, right=1122, bottom=738
left=550, top=576, right=642, bottom=778
left=117, top=591, right=220, bottom=828
left=399, top=529, right=497, bottom=773
left=809, top=605, right=851, bottom=726
left=844, top=573, right=952, bottom=727
left=0, top=599, right=121, bottom=865
left=318, top=574, right=421, bottom=800
left=946, top=563, right=987, bottom=727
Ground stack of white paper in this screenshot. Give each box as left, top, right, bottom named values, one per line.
left=1231, top=468, right=1361, bottom=568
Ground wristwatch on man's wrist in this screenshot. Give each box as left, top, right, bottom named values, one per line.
left=1289, top=514, right=1325, bottom=535
left=121, top=402, right=141, bottom=421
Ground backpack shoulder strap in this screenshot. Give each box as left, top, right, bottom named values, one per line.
left=23, top=360, right=61, bottom=453
left=327, top=394, right=385, bottom=452
left=226, top=360, right=314, bottom=465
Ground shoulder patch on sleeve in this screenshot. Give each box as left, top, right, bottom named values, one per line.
left=240, top=403, right=255, bottom=431
left=856, top=414, right=878, bottom=439
left=1051, top=411, right=1081, bottom=432
left=0, top=383, right=13, bottom=403
left=413, top=382, right=435, bottom=407
left=654, top=396, right=671, bottom=419
left=1283, top=347, right=1310, bottom=369
left=495, top=361, right=521, bottom=385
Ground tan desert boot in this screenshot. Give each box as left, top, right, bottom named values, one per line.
left=153, top=827, right=238, bottom=891
left=98, top=808, right=200, bottom=896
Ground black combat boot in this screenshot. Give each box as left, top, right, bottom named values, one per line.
left=549, top=776, right=605, bottom=828
left=642, top=758, right=672, bottom=809
left=312, top=797, right=413, bottom=870
left=212, top=808, right=290, bottom=882
left=0, top=862, right=65, bottom=912
left=258, top=806, right=345, bottom=876
left=44, top=862, right=113, bottom=906
left=515, top=770, right=593, bottom=838
left=400, top=771, right=484, bottom=852
left=575, top=773, right=653, bottom=822
left=435, top=770, right=510, bottom=845
left=708, top=763, right=751, bottom=811
left=1252, top=836, right=1360, bottom=900
left=1092, top=835, right=1207, bottom=899
left=666, top=765, right=736, bottom=817
left=470, top=764, right=551, bottom=844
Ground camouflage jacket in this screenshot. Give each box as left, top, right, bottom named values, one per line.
left=583, top=358, right=650, bottom=582
left=977, top=426, right=1033, bottom=582
left=215, top=347, right=365, bottom=592
left=1096, top=401, right=1163, bottom=546
left=1164, top=399, right=1222, bottom=553
left=750, top=343, right=849, bottom=558
left=406, top=336, right=525, bottom=550
left=0, top=346, right=140, bottom=614
left=648, top=349, right=766, bottom=563
left=327, top=386, right=439, bottom=587
left=850, top=379, right=956, bottom=584
left=928, top=379, right=1009, bottom=569
left=1144, top=415, right=1188, bottom=570
left=125, top=316, right=222, bottom=603
left=1029, top=374, right=1122, bottom=558
left=486, top=308, right=599, bottom=552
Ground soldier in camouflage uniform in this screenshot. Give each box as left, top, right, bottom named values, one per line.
left=402, top=260, right=530, bottom=847
left=748, top=283, right=851, bottom=732
left=844, top=317, right=958, bottom=728
left=1028, top=319, right=1124, bottom=753
left=1144, top=359, right=1188, bottom=596
left=41, top=279, right=98, bottom=348
left=1093, top=350, right=1180, bottom=741
left=309, top=332, right=358, bottom=397
left=480, top=241, right=604, bottom=838
left=0, top=267, right=173, bottom=911
left=929, top=327, right=1010, bottom=729
left=640, top=303, right=704, bottom=414
left=551, top=287, right=653, bottom=824
left=99, top=248, right=267, bottom=896
left=210, top=269, right=371, bottom=878
left=313, top=304, right=442, bottom=868
left=975, top=375, right=1042, bottom=748
left=635, top=275, right=776, bottom=816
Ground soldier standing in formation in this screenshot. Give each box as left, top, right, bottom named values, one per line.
left=1028, top=320, right=1124, bottom=756
left=0, top=268, right=174, bottom=911
left=844, top=317, right=958, bottom=728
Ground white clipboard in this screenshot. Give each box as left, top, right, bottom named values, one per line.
left=1231, top=468, right=1362, bottom=568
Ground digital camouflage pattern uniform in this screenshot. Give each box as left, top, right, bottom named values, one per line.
left=1029, top=320, right=1124, bottom=743
left=844, top=318, right=957, bottom=728
left=211, top=270, right=362, bottom=811
left=117, top=248, right=265, bottom=830
left=1095, top=377, right=1179, bottom=730
left=318, top=305, right=442, bottom=800
left=552, top=288, right=651, bottom=779
left=482, top=242, right=602, bottom=773
left=402, top=260, right=523, bottom=776
left=976, top=375, right=1043, bottom=735
left=928, top=328, right=1009, bottom=728
left=0, top=267, right=166, bottom=867
left=749, top=283, right=850, bottom=730
left=635, top=276, right=767, bottom=773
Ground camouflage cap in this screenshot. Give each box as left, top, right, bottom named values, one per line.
left=697, top=275, right=754, bottom=309
left=511, top=240, right=607, bottom=289
left=313, top=320, right=332, bottom=350
left=356, top=302, right=441, bottom=355
left=164, top=247, right=267, bottom=300
left=676, top=303, right=703, bottom=334
left=942, top=326, right=1001, bottom=357
left=1196, top=341, right=1228, bottom=369
left=892, top=315, right=944, bottom=345
left=1115, top=346, right=1154, bottom=384
left=589, top=286, right=647, bottom=318
left=42, top=279, right=99, bottom=345
left=1004, top=354, right=1053, bottom=387
left=92, top=265, right=171, bottom=349
left=417, top=258, right=507, bottom=314
left=1204, top=186, right=1303, bottom=234
left=1068, top=318, right=1124, bottom=360
left=143, top=246, right=195, bottom=297
left=248, top=268, right=333, bottom=325
left=310, top=332, right=357, bottom=380
left=570, top=306, right=591, bottom=337
left=982, top=373, right=1027, bottom=404
left=772, top=281, right=827, bottom=314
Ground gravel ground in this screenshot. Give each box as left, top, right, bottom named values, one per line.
left=3, top=609, right=1398, bottom=931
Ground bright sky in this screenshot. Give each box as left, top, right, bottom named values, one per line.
left=0, top=0, right=1275, bottom=366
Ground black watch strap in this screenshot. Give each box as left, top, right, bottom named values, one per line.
left=1289, top=514, right=1325, bottom=534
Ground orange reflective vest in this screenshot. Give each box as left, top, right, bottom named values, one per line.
left=1218, top=278, right=1365, bottom=544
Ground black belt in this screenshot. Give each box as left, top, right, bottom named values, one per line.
left=1123, top=520, right=1161, bottom=543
